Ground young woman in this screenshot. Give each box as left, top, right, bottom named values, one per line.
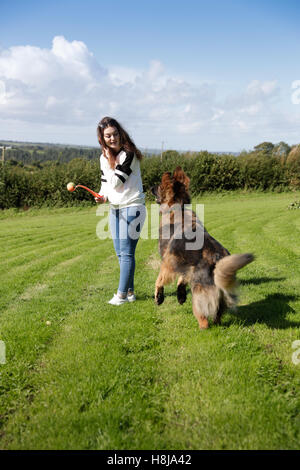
left=96, top=117, right=146, bottom=305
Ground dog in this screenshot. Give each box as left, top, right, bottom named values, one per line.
left=151, top=166, right=254, bottom=329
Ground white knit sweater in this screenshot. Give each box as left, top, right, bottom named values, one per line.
left=99, top=150, right=145, bottom=208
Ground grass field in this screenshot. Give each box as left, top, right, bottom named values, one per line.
left=0, top=191, right=299, bottom=450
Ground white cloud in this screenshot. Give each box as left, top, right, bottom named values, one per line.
left=0, top=36, right=299, bottom=150
left=108, top=65, right=142, bottom=85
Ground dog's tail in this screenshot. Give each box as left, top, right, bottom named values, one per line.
left=191, top=253, right=254, bottom=329
left=214, top=253, right=254, bottom=292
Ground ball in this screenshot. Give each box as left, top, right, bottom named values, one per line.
left=67, top=182, right=76, bottom=192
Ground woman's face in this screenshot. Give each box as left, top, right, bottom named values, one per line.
left=103, top=126, right=121, bottom=153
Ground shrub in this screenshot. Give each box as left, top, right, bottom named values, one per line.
left=1, top=144, right=300, bottom=209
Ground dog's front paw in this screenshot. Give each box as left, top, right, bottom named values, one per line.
left=177, top=284, right=187, bottom=304
left=155, top=288, right=165, bottom=305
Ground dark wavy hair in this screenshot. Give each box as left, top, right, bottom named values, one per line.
left=97, top=117, right=142, bottom=168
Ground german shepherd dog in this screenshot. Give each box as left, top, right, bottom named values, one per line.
left=151, top=167, right=254, bottom=329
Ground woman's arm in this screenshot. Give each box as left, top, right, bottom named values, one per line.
left=96, top=158, right=109, bottom=202
left=102, top=151, right=135, bottom=189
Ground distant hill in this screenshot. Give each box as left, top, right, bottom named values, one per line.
left=0, top=140, right=241, bottom=166
left=0, top=140, right=239, bottom=155
left=0, top=139, right=97, bottom=150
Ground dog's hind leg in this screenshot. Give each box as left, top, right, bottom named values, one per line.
left=177, top=276, right=187, bottom=305
left=192, top=284, right=221, bottom=329
left=213, top=294, right=227, bottom=326
left=192, top=288, right=209, bottom=329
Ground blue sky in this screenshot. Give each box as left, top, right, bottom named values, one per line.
left=1, top=0, right=300, bottom=151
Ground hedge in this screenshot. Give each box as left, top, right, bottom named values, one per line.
left=0, top=152, right=299, bottom=209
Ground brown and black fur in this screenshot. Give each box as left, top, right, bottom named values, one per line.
left=151, top=167, right=254, bottom=329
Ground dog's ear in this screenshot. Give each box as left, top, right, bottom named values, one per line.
left=173, top=166, right=190, bottom=190
left=160, top=171, right=175, bottom=204
left=161, top=172, right=173, bottom=185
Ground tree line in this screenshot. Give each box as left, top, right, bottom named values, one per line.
left=0, top=142, right=99, bottom=166
left=0, top=141, right=300, bottom=209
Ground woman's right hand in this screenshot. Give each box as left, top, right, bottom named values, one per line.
left=95, top=196, right=107, bottom=203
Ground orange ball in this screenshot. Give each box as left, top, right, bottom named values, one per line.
left=67, top=182, right=76, bottom=192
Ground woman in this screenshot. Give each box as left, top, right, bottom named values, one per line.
left=96, top=117, right=146, bottom=305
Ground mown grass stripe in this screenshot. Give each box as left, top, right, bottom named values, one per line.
left=0, top=244, right=112, bottom=440
left=0, top=241, right=109, bottom=313
left=0, top=236, right=95, bottom=272
left=0, top=230, right=101, bottom=273
left=0, top=236, right=102, bottom=283
left=0, top=240, right=166, bottom=449
left=0, top=222, right=97, bottom=259
left=0, top=193, right=299, bottom=450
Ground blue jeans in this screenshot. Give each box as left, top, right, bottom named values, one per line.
left=109, top=205, right=146, bottom=296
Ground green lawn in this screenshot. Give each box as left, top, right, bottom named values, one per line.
left=0, top=191, right=299, bottom=450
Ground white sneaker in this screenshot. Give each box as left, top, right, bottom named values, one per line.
left=127, top=293, right=136, bottom=302
left=108, top=294, right=129, bottom=306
